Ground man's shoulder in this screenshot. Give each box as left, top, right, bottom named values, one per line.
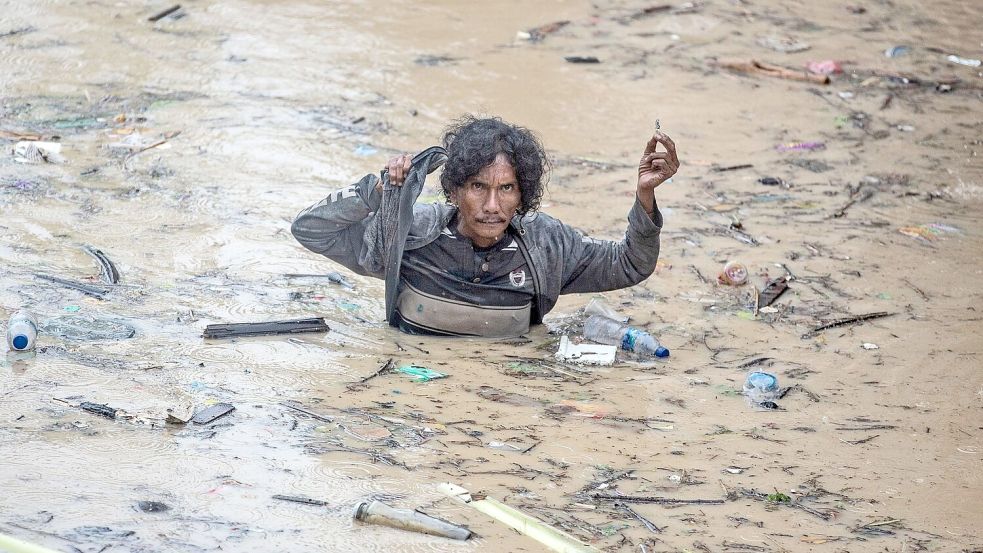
left=516, top=210, right=583, bottom=247
left=407, top=202, right=455, bottom=243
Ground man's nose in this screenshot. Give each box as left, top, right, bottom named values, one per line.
left=483, top=189, right=501, bottom=213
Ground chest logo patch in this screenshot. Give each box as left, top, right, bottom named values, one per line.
left=509, top=269, right=526, bottom=287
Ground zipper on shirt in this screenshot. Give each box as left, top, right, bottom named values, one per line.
left=510, top=218, right=544, bottom=321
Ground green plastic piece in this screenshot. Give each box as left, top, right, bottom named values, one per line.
left=397, top=365, right=447, bottom=382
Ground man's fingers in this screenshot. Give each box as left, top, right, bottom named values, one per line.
left=643, top=131, right=677, bottom=160
left=657, top=133, right=678, bottom=165
left=649, top=159, right=670, bottom=172
left=643, top=134, right=660, bottom=155
left=387, top=154, right=412, bottom=186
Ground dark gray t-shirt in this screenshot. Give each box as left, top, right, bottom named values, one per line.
left=395, top=218, right=534, bottom=336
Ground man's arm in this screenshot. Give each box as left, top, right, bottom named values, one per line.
left=556, top=131, right=679, bottom=294
left=290, top=172, right=385, bottom=278
left=555, top=198, right=663, bottom=294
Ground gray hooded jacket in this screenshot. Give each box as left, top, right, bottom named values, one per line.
left=291, top=148, right=663, bottom=326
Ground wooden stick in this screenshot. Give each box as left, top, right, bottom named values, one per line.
left=148, top=4, right=181, bottom=22
left=716, top=59, right=831, bottom=85
left=358, top=358, right=395, bottom=384
left=805, top=312, right=893, bottom=336
left=620, top=504, right=663, bottom=533
left=591, top=494, right=724, bottom=505
left=279, top=402, right=334, bottom=423
left=272, top=494, right=329, bottom=506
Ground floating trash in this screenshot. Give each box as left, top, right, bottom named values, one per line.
left=718, top=262, right=748, bottom=286
left=13, top=141, right=65, bottom=164
left=805, top=60, right=843, bottom=75
left=946, top=54, right=981, bottom=68
left=884, top=45, right=911, bottom=58
left=898, top=223, right=960, bottom=241
left=42, top=315, right=137, bottom=341
left=776, top=141, right=825, bottom=152
left=353, top=144, right=378, bottom=156
left=397, top=365, right=447, bottom=382
left=757, top=36, right=810, bottom=53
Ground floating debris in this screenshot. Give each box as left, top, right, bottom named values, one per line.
left=898, top=223, right=960, bottom=241
left=202, top=318, right=330, bottom=339
left=13, top=141, right=65, bottom=164
left=191, top=403, right=235, bottom=425
left=83, top=246, right=120, bottom=284
left=776, top=141, right=825, bottom=153
left=397, top=365, right=447, bottom=382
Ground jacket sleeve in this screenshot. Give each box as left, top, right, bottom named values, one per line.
left=290, top=173, right=385, bottom=278
left=557, top=198, right=663, bottom=294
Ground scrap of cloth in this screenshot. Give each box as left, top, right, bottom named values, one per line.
left=363, top=146, right=448, bottom=323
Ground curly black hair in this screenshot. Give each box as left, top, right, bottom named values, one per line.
left=439, top=116, right=551, bottom=216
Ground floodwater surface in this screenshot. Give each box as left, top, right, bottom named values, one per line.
left=1, top=0, right=982, bottom=552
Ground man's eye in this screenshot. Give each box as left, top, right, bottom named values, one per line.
left=472, top=182, right=484, bottom=189
left=502, top=184, right=514, bottom=192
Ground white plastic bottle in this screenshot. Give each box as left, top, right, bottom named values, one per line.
left=583, top=315, right=669, bottom=358
left=7, top=310, right=38, bottom=351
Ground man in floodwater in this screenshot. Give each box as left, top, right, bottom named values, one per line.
left=291, top=116, right=679, bottom=337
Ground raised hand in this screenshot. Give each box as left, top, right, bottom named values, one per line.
left=638, top=132, right=679, bottom=193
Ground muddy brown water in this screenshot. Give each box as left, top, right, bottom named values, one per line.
left=1, top=1, right=982, bottom=552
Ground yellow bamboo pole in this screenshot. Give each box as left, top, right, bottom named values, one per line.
left=0, top=532, right=63, bottom=553
left=438, top=483, right=598, bottom=553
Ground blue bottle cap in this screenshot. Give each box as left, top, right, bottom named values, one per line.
left=12, top=335, right=29, bottom=350
left=747, top=371, right=778, bottom=390
left=655, top=346, right=670, bottom=358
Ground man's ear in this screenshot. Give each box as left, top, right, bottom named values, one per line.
left=448, top=187, right=458, bottom=206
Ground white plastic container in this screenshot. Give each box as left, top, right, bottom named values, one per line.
left=6, top=310, right=38, bottom=351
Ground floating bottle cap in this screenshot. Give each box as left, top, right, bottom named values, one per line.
left=12, top=335, right=29, bottom=350
left=718, top=262, right=748, bottom=286
left=746, top=371, right=778, bottom=391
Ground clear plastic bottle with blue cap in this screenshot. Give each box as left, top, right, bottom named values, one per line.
left=743, top=371, right=780, bottom=409
left=583, top=315, right=669, bottom=358
left=6, top=310, right=38, bottom=352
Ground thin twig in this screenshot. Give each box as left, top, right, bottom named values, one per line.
left=902, top=278, right=930, bottom=300
left=620, top=503, right=663, bottom=533
left=148, top=4, right=181, bottom=22
left=803, top=312, right=893, bottom=337
left=271, top=494, right=329, bottom=506
left=591, top=494, right=724, bottom=505
left=358, top=358, right=395, bottom=384
left=279, top=402, right=334, bottom=422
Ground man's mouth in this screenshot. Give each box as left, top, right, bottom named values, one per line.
left=476, top=219, right=506, bottom=225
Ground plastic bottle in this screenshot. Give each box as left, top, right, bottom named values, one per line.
left=353, top=500, right=472, bottom=540
left=743, top=371, right=779, bottom=408
left=6, top=310, right=38, bottom=352
left=583, top=315, right=669, bottom=358
left=583, top=298, right=628, bottom=323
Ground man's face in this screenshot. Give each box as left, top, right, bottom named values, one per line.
left=450, top=153, right=522, bottom=248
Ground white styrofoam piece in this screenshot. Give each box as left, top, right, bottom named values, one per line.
left=554, top=335, right=616, bottom=365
